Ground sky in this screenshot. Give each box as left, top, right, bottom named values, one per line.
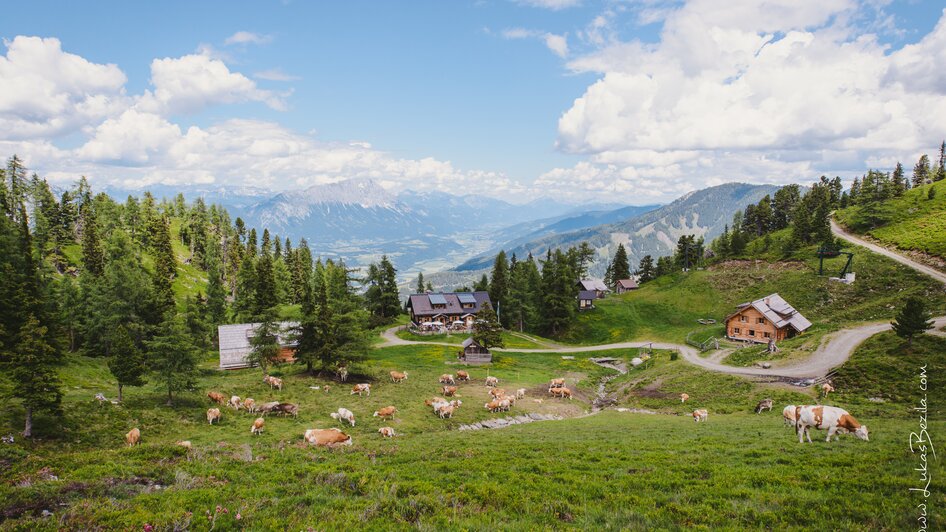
left=1, top=0, right=945, bottom=203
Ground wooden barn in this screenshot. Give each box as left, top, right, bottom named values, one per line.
left=724, top=294, right=811, bottom=344
left=578, top=279, right=609, bottom=298
left=615, top=279, right=638, bottom=293
left=459, top=337, right=492, bottom=364
left=218, top=321, right=298, bottom=369
left=578, top=290, right=597, bottom=311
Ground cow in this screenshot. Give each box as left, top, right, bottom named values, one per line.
left=820, top=383, right=835, bottom=398
left=378, top=427, right=396, bottom=438
left=257, top=401, right=280, bottom=415
left=755, top=398, right=774, bottom=414
left=550, top=387, right=572, bottom=400
left=351, top=383, right=371, bottom=396
left=336, top=366, right=349, bottom=383
left=273, top=403, right=299, bottom=417
left=207, top=408, right=222, bottom=425
left=796, top=405, right=869, bottom=443
left=485, top=376, right=499, bottom=387
left=485, top=400, right=503, bottom=413
left=439, top=374, right=456, bottom=385
left=425, top=397, right=447, bottom=407
left=242, top=398, right=256, bottom=412
left=680, top=393, right=690, bottom=403
left=515, top=388, right=526, bottom=400
left=330, top=407, right=356, bottom=427
left=125, top=428, right=140, bottom=446
left=373, top=406, right=397, bottom=420
left=442, top=385, right=458, bottom=397
left=456, top=370, right=470, bottom=382
left=548, top=378, right=565, bottom=392
left=303, top=428, right=352, bottom=447
left=488, top=388, right=505, bottom=398
left=438, top=404, right=456, bottom=419
left=175, top=440, right=191, bottom=450
left=783, top=405, right=798, bottom=427
left=251, top=417, right=265, bottom=435
left=207, top=391, right=226, bottom=404
left=692, top=409, right=708, bottom=422
left=228, top=395, right=242, bottom=410
left=263, top=376, right=283, bottom=390
left=390, top=371, right=408, bottom=383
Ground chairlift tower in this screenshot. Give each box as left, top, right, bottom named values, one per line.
left=817, top=246, right=854, bottom=277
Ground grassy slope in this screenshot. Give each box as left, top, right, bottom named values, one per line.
left=835, top=180, right=946, bottom=261
left=564, top=230, right=946, bottom=351
left=394, top=329, right=550, bottom=349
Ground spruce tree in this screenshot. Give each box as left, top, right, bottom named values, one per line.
left=610, top=244, right=631, bottom=283
left=254, top=253, right=278, bottom=317
left=575, top=242, right=595, bottom=280
left=892, top=162, right=907, bottom=195
left=233, top=256, right=257, bottom=321
left=541, top=249, right=576, bottom=336
left=936, top=141, right=946, bottom=182
left=147, top=314, right=198, bottom=406
left=489, top=251, right=509, bottom=327
left=416, top=272, right=425, bottom=294
left=247, top=311, right=282, bottom=374
left=150, top=215, right=176, bottom=314
left=81, top=207, right=105, bottom=276
left=10, top=315, right=61, bottom=437
left=206, top=260, right=228, bottom=329
left=636, top=255, right=656, bottom=283
left=891, top=297, right=934, bottom=346
left=913, top=154, right=931, bottom=187
left=376, top=255, right=400, bottom=320
left=107, top=325, right=147, bottom=402
left=473, top=305, right=505, bottom=349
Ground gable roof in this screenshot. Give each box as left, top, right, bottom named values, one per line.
left=727, top=293, right=812, bottom=332
left=406, top=291, right=492, bottom=317
left=578, top=279, right=609, bottom=292
left=461, top=337, right=479, bottom=348
left=616, top=279, right=638, bottom=289
left=578, top=290, right=597, bottom=301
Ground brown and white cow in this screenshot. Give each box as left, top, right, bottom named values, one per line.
left=390, top=371, right=408, bottom=383
left=820, top=383, right=835, bottom=398
left=488, top=388, right=505, bottom=398
left=485, top=376, right=499, bottom=387
left=680, top=393, right=690, bottom=403
left=351, top=383, right=371, bottom=396
left=263, top=375, right=284, bottom=390
left=175, top=440, right=191, bottom=450
left=548, top=378, right=565, bottom=392
left=207, top=408, right=222, bottom=425
left=782, top=405, right=798, bottom=427
left=378, top=427, right=396, bottom=438
left=442, top=385, right=458, bottom=397
left=228, top=395, right=242, bottom=410
left=438, top=404, right=455, bottom=419
left=692, top=409, right=708, bottom=422
left=330, top=407, right=356, bottom=427
left=439, top=374, right=456, bottom=385
left=304, top=428, right=352, bottom=447
left=456, top=370, right=470, bottom=382
left=373, top=406, right=397, bottom=420
left=251, top=417, right=265, bottom=435
left=515, top=388, right=527, bottom=400
left=273, top=403, right=299, bottom=417
left=242, top=397, right=256, bottom=412
left=796, top=405, right=868, bottom=443
left=207, top=391, right=226, bottom=404
left=257, top=401, right=280, bottom=415
left=125, top=427, right=140, bottom=446
left=484, top=400, right=503, bottom=413
left=754, top=398, right=774, bottom=414
left=550, top=387, right=572, bottom=400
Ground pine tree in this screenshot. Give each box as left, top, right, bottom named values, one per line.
left=489, top=251, right=509, bottom=327
left=913, top=154, right=931, bottom=187
left=892, top=162, right=907, bottom=195
left=9, top=314, right=61, bottom=437
left=473, top=305, right=505, bottom=349
left=610, top=244, right=631, bottom=284
left=107, top=325, right=147, bottom=402
left=416, top=272, right=425, bottom=294
left=147, top=314, right=198, bottom=406
left=891, top=297, right=934, bottom=346
left=636, top=255, right=656, bottom=283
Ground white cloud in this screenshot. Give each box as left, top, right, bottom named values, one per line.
left=515, top=0, right=581, bottom=10
left=224, top=31, right=272, bottom=46
left=254, top=68, right=300, bottom=82
left=503, top=28, right=568, bottom=57
left=544, top=33, right=569, bottom=58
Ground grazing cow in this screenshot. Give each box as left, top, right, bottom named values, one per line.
left=257, top=401, right=280, bottom=415
left=820, top=383, right=835, bottom=398
left=439, top=374, right=456, bottom=385
left=488, top=388, right=505, bottom=398
left=303, top=428, right=352, bottom=447
left=516, top=388, right=526, bottom=400
left=442, top=385, right=458, bottom=397
left=379, top=427, right=396, bottom=438
left=692, top=409, right=708, bottom=422
left=242, top=398, right=256, bottom=412
left=783, top=405, right=798, bottom=427
left=485, top=400, right=503, bottom=413
left=680, top=393, right=690, bottom=403
left=228, top=395, right=242, bottom=410
left=125, top=428, right=140, bottom=446
left=351, top=383, right=371, bottom=396
left=548, top=378, right=565, bottom=392
left=755, top=398, right=774, bottom=414
left=425, top=397, right=447, bottom=407
left=330, top=407, right=356, bottom=427
left=550, top=387, right=572, bottom=400
left=456, top=370, right=470, bottom=382
left=263, top=376, right=284, bottom=390
left=796, top=405, right=869, bottom=443
left=390, top=371, right=408, bottom=383
left=251, top=417, right=265, bottom=435
left=207, top=408, right=222, bottom=424
left=373, top=406, right=397, bottom=420
left=207, top=391, right=226, bottom=404
left=485, top=376, right=499, bottom=387
left=438, top=404, right=455, bottom=419
left=273, top=403, right=299, bottom=417
left=449, top=399, right=462, bottom=409
left=175, top=440, right=191, bottom=450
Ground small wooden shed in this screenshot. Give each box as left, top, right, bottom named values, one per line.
left=578, top=290, right=597, bottom=311
left=615, top=279, right=638, bottom=293
left=459, top=337, right=492, bottom=364
left=218, top=321, right=298, bottom=369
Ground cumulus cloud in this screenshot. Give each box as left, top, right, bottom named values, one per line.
left=503, top=28, right=569, bottom=57
left=254, top=68, right=300, bottom=81
left=224, top=31, right=272, bottom=46
left=552, top=1, right=946, bottom=200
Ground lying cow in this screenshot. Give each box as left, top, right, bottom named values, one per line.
left=251, top=417, right=265, bottom=435
left=692, top=409, right=708, bottom=422
left=550, top=387, right=572, bottom=400
left=207, top=391, right=227, bottom=405
left=207, top=408, right=222, bottom=425
left=456, top=370, right=470, bottom=382
left=373, top=406, right=397, bottom=420
left=330, top=407, right=356, bottom=427
left=304, top=428, right=352, bottom=447
left=783, top=405, right=797, bottom=427
left=754, top=398, right=774, bottom=414
left=125, top=427, right=140, bottom=446
left=378, top=427, right=396, bottom=438
left=680, top=393, right=689, bottom=403
left=390, top=371, right=408, bottom=383
left=548, top=378, right=565, bottom=392
left=351, top=383, right=371, bottom=396
left=439, top=374, right=456, bottom=385
left=485, top=376, right=499, bottom=387
left=796, top=405, right=868, bottom=443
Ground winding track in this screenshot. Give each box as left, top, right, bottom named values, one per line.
left=379, top=220, right=946, bottom=379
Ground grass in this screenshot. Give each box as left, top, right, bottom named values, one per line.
left=394, top=329, right=549, bottom=349
left=834, top=180, right=946, bottom=262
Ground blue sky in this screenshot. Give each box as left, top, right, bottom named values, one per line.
left=1, top=1, right=945, bottom=202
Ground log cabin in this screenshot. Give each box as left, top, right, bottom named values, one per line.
left=406, top=291, right=492, bottom=329
left=578, top=290, right=597, bottom=311
left=615, top=279, right=638, bottom=293
left=724, top=293, right=811, bottom=344
left=578, top=279, right=609, bottom=298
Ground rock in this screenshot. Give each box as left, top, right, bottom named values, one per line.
left=528, top=413, right=544, bottom=420
left=631, top=357, right=643, bottom=367
left=867, top=397, right=887, bottom=403
left=515, top=415, right=531, bottom=423
left=561, top=356, right=575, bottom=360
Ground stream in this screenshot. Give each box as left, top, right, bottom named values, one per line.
left=589, top=358, right=628, bottom=412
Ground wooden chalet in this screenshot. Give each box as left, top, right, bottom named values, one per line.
left=615, top=279, right=638, bottom=293
left=578, top=290, right=597, bottom=311
left=578, top=279, right=609, bottom=298
left=218, top=321, right=298, bottom=369
left=724, top=294, right=811, bottom=344
left=459, top=337, right=492, bottom=364
left=406, top=291, right=492, bottom=329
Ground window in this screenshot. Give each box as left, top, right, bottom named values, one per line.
left=740, top=316, right=747, bottom=323
left=757, top=317, right=765, bottom=324
left=763, top=332, right=771, bottom=338
left=749, top=330, right=756, bottom=337
left=733, top=327, right=741, bottom=334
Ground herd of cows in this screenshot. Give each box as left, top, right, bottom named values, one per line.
left=121, top=371, right=868, bottom=449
